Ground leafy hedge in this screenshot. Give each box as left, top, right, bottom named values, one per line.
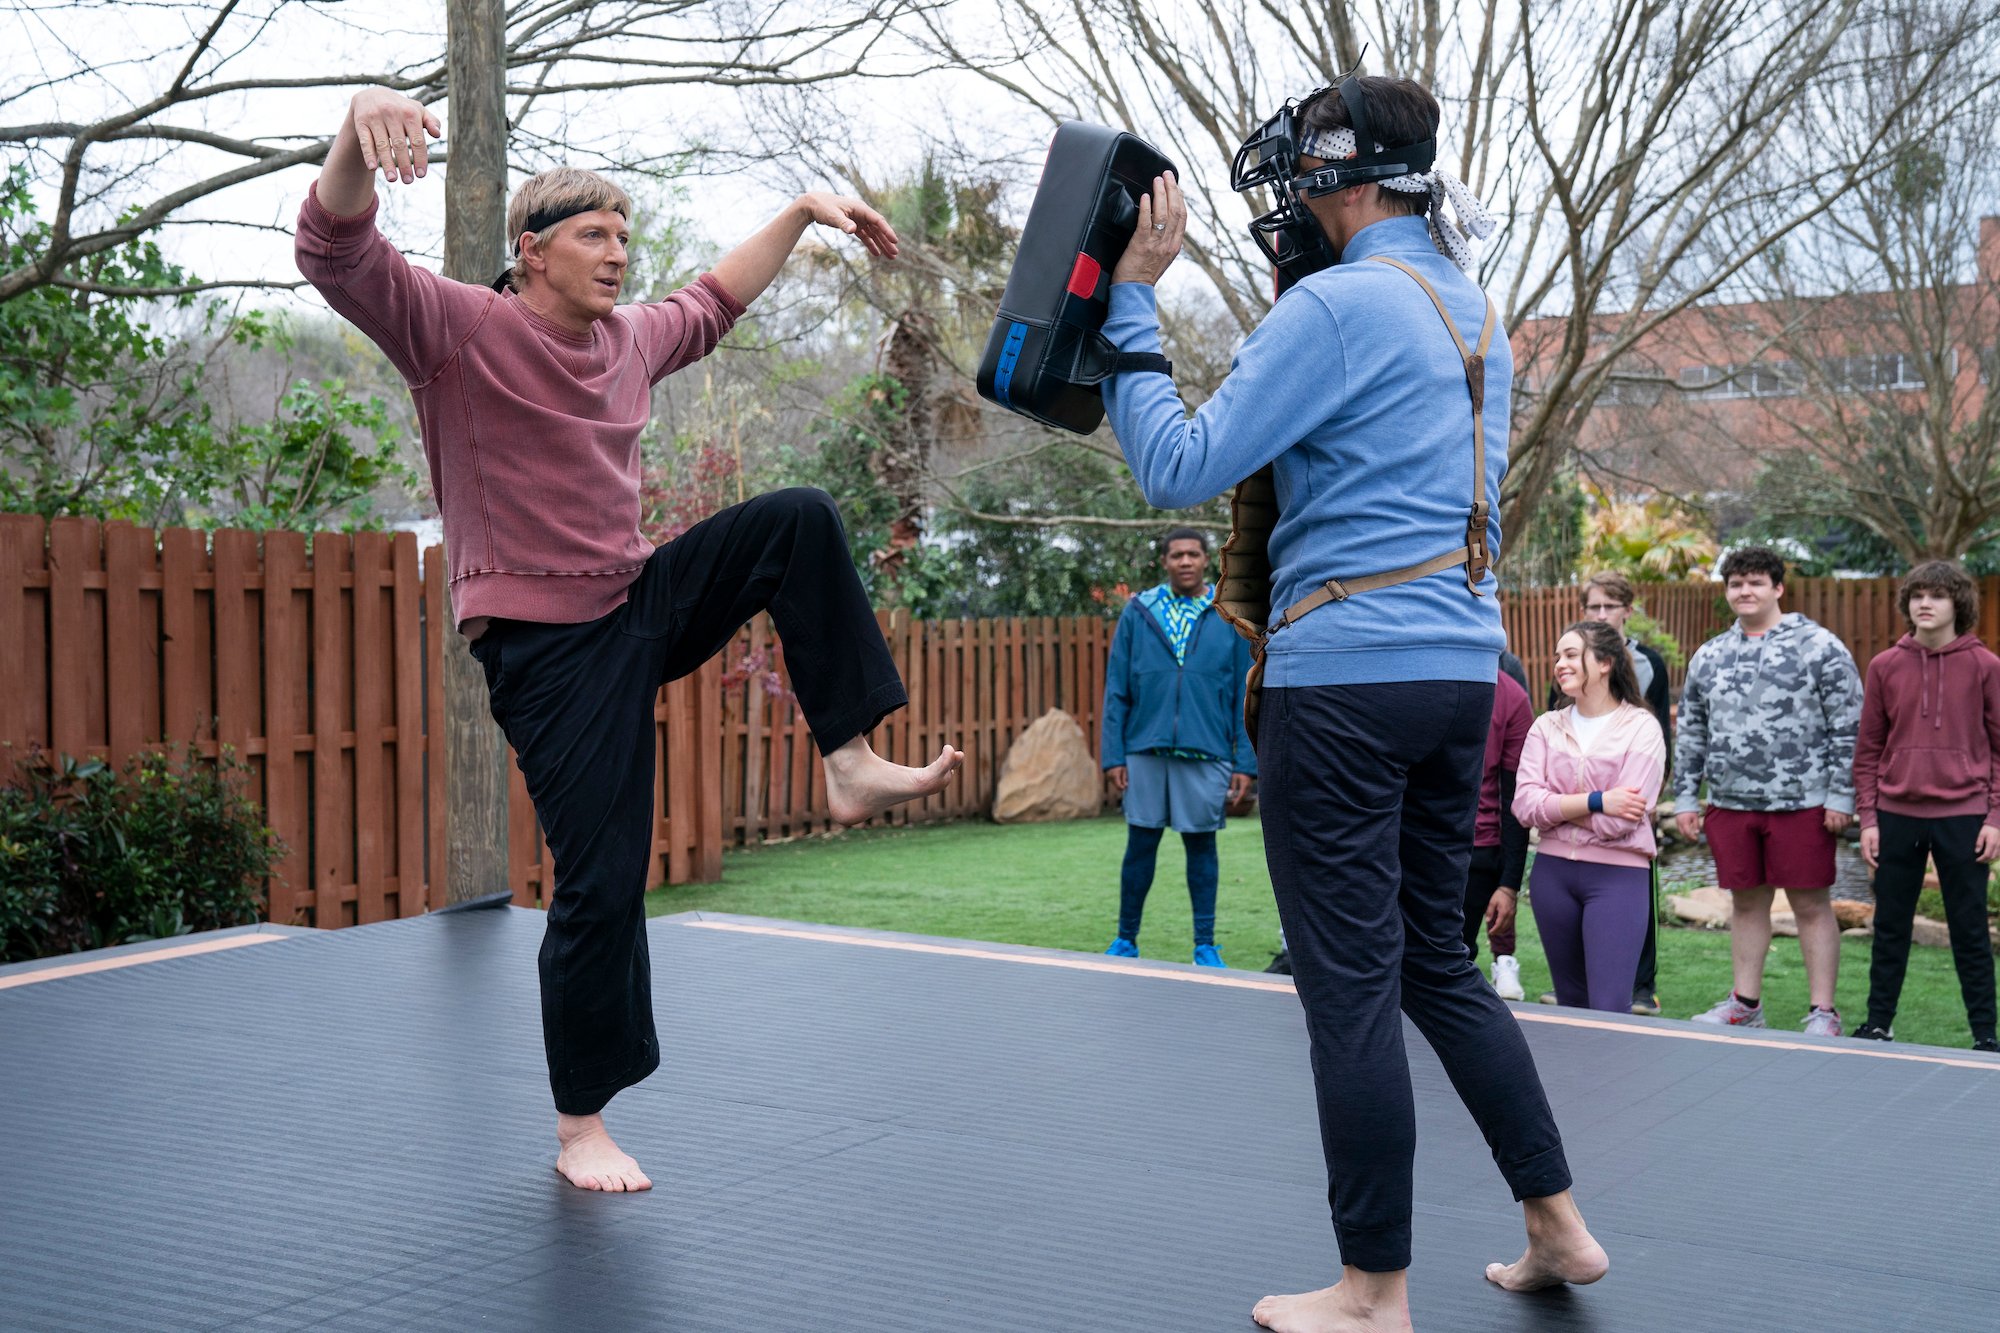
left=0, top=747, right=282, bottom=963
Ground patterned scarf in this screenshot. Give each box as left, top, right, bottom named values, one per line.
left=1149, top=583, right=1214, bottom=665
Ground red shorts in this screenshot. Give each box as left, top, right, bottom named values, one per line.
left=1704, top=806, right=1837, bottom=891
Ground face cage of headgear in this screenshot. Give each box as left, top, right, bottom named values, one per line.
left=1229, top=76, right=1438, bottom=287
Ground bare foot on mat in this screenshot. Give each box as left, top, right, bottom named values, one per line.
left=824, top=737, right=963, bottom=826
left=556, top=1113, right=652, bottom=1192
left=1252, top=1275, right=1412, bottom=1333
left=1485, top=1190, right=1608, bottom=1291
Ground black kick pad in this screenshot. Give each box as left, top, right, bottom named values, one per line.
left=977, top=122, right=1177, bottom=434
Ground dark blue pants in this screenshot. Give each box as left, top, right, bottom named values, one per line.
left=1258, top=681, right=1572, bottom=1272
left=469, top=488, right=906, bottom=1115
left=1118, top=826, right=1220, bottom=945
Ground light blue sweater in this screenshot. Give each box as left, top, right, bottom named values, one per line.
left=1103, top=215, right=1509, bottom=688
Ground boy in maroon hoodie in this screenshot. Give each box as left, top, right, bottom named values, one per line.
left=1852, top=560, right=2000, bottom=1049
left=296, top=88, right=964, bottom=1191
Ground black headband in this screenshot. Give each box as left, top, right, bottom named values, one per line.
left=489, top=201, right=625, bottom=292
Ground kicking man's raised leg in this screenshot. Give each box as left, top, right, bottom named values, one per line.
left=632, top=486, right=961, bottom=823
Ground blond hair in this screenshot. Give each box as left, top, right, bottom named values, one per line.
left=505, top=167, right=633, bottom=290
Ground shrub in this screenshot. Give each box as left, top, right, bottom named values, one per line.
left=0, top=746, right=281, bottom=962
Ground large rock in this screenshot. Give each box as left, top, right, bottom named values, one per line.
left=1666, top=887, right=1733, bottom=928
left=993, top=710, right=1103, bottom=823
left=1912, top=915, right=1955, bottom=949
left=1667, top=888, right=1883, bottom=938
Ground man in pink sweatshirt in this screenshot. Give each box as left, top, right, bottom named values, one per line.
left=1851, top=560, right=2000, bottom=1050
left=296, top=88, right=962, bottom=1191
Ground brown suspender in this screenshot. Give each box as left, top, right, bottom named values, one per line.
left=1263, top=256, right=1499, bottom=638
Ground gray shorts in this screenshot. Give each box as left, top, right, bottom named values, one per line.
left=1123, top=753, right=1231, bottom=833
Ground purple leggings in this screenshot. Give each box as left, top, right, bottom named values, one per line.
left=1529, top=856, right=1651, bottom=1013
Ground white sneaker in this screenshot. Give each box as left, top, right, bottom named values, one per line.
left=1491, top=954, right=1525, bottom=1001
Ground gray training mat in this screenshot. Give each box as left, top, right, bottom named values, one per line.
left=4, top=905, right=1997, bottom=1331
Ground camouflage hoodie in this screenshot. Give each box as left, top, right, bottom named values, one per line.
left=1673, top=612, right=1862, bottom=815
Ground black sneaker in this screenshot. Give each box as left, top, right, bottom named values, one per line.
left=1851, top=1023, right=1893, bottom=1041
left=1630, top=992, right=1661, bottom=1017
left=1974, top=1037, right=2000, bottom=1054
left=1264, top=950, right=1292, bottom=976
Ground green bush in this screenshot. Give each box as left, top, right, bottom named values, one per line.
left=0, top=746, right=281, bottom=962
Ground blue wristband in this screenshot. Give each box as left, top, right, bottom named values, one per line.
left=1588, top=790, right=1604, bottom=814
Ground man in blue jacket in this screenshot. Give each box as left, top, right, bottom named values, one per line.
left=1101, top=528, right=1257, bottom=967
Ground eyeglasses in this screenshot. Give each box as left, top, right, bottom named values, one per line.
left=1583, top=603, right=1628, bottom=614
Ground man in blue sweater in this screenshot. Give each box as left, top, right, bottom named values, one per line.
left=1103, top=76, right=1606, bottom=1332
left=1101, top=527, right=1257, bottom=966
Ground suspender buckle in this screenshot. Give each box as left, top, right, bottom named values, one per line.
left=1465, top=504, right=1492, bottom=593
left=1323, top=577, right=1351, bottom=602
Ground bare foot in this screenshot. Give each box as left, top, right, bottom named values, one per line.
left=1252, top=1268, right=1412, bottom=1333
left=1485, top=1190, right=1608, bottom=1291
left=555, top=1113, right=652, bottom=1192
left=823, top=736, right=963, bottom=827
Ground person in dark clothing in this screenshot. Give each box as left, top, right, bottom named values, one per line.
left=1103, top=75, right=1604, bottom=1332
left=1540, top=572, right=1672, bottom=1015
left=1102, top=529, right=1258, bottom=966
left=1469, top=666, right=1533, bottom=999
left=1852, top=561, right=2000, bottom=1049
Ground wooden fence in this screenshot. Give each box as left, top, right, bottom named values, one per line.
left=717, top=612, right=1115, bottom=845
left=0, top=515, right=719, bottom=929
left=10, top=508, right=2000, bottom=928
left=1501, top=577, right=2000, bottom=705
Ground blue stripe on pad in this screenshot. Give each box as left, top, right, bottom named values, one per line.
left=994, top=321, right=1029, bottom=406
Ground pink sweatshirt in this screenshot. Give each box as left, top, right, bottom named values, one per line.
left=1513, top=702, right=1667, bottom=868
left=293, top=184, right=745, bottom=629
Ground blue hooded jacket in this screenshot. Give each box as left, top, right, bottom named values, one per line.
left=1100, top=588, right=1257, bottom=775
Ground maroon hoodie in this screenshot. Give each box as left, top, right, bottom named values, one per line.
left=294, top=185, right=744, bottom=630
left=1854, top=632, right=2000, bottom=827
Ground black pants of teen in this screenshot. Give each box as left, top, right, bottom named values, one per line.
left=1462, top=845, right=1512, bottom=961
left=468, top=488, right=907, bottom=1116
left=1258, top=681, right=1573, bottom=1273
left=1866, top=810, right=1998, bottom=1041
left=1634, top=867, right=1658, bottom=998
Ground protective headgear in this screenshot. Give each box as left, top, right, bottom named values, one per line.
left=1231, top=73, right=1494, bottom=284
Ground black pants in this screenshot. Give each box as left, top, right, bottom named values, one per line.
left=1462, top=845, right=1514, bottom=961
left=1635, top=865, right=1658, bottom=998
left=1867, top=810, right=1997, bottom=1041
left=469, top=488, right=907, bottom=1115
left=1258, top=682, right=1572, bottom=1272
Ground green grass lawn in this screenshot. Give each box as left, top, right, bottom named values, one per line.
left=646, top=813, right=1990, bottom=1050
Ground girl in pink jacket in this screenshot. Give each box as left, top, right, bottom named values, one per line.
left=1514, top=621, right=1668, bottom=1012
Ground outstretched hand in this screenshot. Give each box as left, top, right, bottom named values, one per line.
left=1110, top=172, right=1186, bottom=286
left=351, top=88, right=441, bottom=185
left=798, top=192, right=899, bottom=259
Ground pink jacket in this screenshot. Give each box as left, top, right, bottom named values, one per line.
left=1513, top=703, right=1667, bottom=868
left=294, top=184, right=744, bottom=629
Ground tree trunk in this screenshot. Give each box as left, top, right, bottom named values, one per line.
left=441, top=0, right=512, bottom=905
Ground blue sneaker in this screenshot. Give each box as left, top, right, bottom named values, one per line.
left=1192, top=944, right=1225, bottom=968
left=1104, top=937, right=1139, bottom=958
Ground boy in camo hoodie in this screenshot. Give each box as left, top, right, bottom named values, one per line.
left=1673, top=548, right=1862, bottom=1035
